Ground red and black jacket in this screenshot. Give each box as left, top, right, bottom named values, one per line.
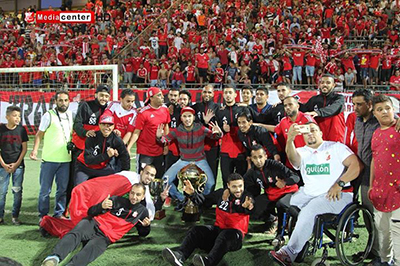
left=77, top=131, right=130, bottom=170
left=300, top=91, right=345, bottom=142
left=244, top=159, right=299, bottom=201
left=72, top=99, right=108, bottom=150
left=189, top=188, right=254, bottom=237
left=88, top=196, right=150, bottom=242
left=238, top=125, right=278, bottom=157
left=192, top=100, right=220, bottom=151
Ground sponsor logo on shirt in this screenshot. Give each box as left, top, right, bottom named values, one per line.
left=305, top=163, right=330, bottom=175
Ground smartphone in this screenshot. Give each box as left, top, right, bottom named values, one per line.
left=298, top=124, right=310, bottom=134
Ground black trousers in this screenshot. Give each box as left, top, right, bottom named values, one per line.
left=178, top=225, right=243, bottom=266
left=165, top=151, right=179, bottom=172
left=251, top=193, right=293, bottom=232
left=66, top=148, right=82, bottom=209
left=53, top=218, right=110, bottom=266
left=220, top=153, right=247, bottom=188
left=137, top=154, right=165, bottom=179
left=205, top=146, right=220, bottom=184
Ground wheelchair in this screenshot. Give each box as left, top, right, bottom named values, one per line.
left=274, top=201, right=375, bottom=266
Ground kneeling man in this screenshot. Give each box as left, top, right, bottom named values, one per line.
left=163, top=173, right=254, bottom=266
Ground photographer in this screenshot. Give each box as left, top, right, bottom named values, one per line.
left=30, top=91, right=73, bottom=221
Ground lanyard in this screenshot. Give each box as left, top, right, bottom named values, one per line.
left=53, top=108, right=71, bottom=144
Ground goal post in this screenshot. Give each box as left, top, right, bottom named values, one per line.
left=0, top=64, right=119, bottom=101
left=0, top=64, right=119, bottom=134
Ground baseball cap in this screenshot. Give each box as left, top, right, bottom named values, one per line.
left=99, top=115, right=114, bottom=124
left=180, top=106, right=195, bottom=116
left=145, top=87, right=162, bottom=103
left=96, top=84, right=110, bottom=94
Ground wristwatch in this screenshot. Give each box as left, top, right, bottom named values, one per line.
left=337, top=180, right=345, bottom=188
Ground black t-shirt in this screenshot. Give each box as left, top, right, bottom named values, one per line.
left=0, top=124, right=28, bottom=167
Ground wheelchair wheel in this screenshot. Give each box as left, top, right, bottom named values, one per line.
left=335, top=204, right=375, bottom=266
left=311, top=258, right=330, bottom=266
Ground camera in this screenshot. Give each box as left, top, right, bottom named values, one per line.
left=67, top=141, right=76, bottom=152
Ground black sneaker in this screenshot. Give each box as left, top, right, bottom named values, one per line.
left=162, top=247, right=184, bottom=266
left=174, top=201, right=186, bottom=212
left=192, top=254, right=210, bottom=266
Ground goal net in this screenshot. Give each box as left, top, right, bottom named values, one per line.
left=0, top=64, right=119, bottom=134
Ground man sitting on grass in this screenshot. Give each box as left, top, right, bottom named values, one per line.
left=41, top=183, right=150, bottom=266
left=162, top=173, right=254, bottom=266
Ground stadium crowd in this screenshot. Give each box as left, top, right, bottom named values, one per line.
left=1, top=0, right=400, bottom=89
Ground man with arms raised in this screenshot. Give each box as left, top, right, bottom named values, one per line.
left=192, top=84, right=220, bottom=178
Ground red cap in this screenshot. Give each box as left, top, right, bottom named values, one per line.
left=180, top=106, right=195, bottom=116
left=99, top=115, right=114, bottom=124
left=145, top=87, right=162, bottom=103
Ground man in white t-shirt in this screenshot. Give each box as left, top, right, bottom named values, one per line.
left=270, top=122, right=362, bottom=266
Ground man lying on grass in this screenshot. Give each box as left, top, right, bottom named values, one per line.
left=41, top=183, right=150, bottom=266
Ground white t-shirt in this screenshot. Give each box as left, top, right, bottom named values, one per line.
left=118, top=171, right=156, bottom=221
left=295, top=141, right=353, bottom=197
left=39, top=110, right=73, bottom=141
left=174, top=37, right=184, bottom=51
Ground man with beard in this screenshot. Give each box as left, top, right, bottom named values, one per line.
left=30, top=91, right=73, bottom=221
left=270, top=122, right=362, bottom=266
left=128, top=87, right=170, bottom=179
left=70, top=85, right=110, bottom=198
left=156, top=107, right=222, bottom=208
left=165, top=88, right=181, bottom=171
left=162, top=173, right=254, bottom=266
left=249, top=87, right=272, bottom=114
left=104, top=89, right=137, bottom=149
left=274, top=96, right=315, bottom=168
left=192, top=84, right=220, bottom=178
left=216, top=87, right=249, bottom=187
left=300, top=74, right=345, bottom=142
left=263, top=83, right=294, bottom=126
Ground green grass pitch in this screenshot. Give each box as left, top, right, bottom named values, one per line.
left=0, top=140, right=360, bottom=265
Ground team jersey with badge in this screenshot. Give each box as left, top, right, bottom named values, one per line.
left=295, top=141, right=353, bottom=197
left=104, top=102, right=137, bottom=139
left=134, top=105, right=171, bottom=156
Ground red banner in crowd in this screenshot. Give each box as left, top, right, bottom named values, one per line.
left=1, top=89, right=399, bottom=134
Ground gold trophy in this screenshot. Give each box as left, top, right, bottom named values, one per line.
left=149, top=177, right=168, bottom=220
left=177, top=163, right=208, bottom=222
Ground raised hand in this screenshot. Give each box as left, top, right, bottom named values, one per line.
left=222, top=189, right=230, bottom=201
left=138, top=217, right=151, bottom=227
left=182, top=179, right=195, bottom=195
left=202, top=109, right=215, bottom=124
left=102, top=194, right=113, bottom=209
left=209, top=121, right=222, bottom=135
left=161, top=184, right=171, bottom=201
left=156, top=124, right=164, bottom=138
left=242, top=196, right=254, bottom=210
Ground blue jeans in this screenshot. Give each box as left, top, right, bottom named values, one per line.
left=0, top=166, right=24, bottom=218
left=293, top=66, right=303, bottom=81
left=38, top=162, right=70, bottom=217
left=164, top=159, right=215, bottom=202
